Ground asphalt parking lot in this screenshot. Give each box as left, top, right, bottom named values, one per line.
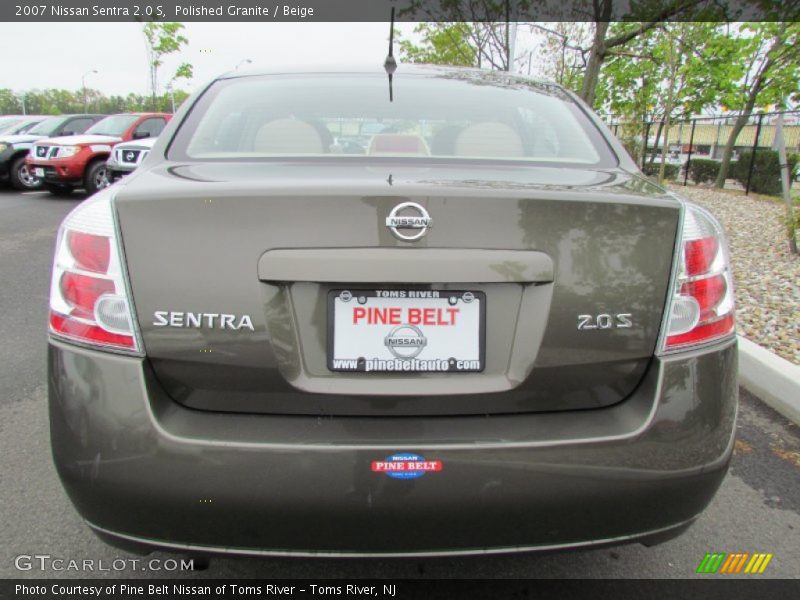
left=1, top=188, right=799, bottom=579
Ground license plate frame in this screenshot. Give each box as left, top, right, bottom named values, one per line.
left=327, top=289, right=485, bottom=373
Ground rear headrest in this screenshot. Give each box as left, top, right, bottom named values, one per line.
left=453, top=122, right=524, bottom=158
left=253, top=118, right=324, bottom=154
left=368, top=134, right=430, bottom=156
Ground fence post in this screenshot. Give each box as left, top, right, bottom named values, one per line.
left=642, top=121, right=651, bottom=169
left=683, top=119, right=697, bottom=187
left=745, top=113, right=764, bottom=196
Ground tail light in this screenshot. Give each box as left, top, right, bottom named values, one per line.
left=660, top=203, right=735, bottom=352
left=49, top=189, right=142, bottom=353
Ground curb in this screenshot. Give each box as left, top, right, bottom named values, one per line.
left=738, top=335, right=800, bottom=425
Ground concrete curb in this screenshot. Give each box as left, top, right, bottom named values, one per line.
left=738, top=335, right=800, bottom=425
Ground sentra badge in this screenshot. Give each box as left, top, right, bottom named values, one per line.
left=153, top=311, right=254, bottom=331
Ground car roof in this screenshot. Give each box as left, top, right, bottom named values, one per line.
left=219, top=64, right=555, bottom=88
left=103, top=112, right=170, bottom=117
left=50, top=114, right=105, bottom=118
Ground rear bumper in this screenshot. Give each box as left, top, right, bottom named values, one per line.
left=48, top=338, right=737, bottom=556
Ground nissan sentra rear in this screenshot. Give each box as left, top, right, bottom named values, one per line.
left=48, top=66, right=737, bottom=558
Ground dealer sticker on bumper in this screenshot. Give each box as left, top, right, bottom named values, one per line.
left=371, top=453, right=442, bottom=479
left=328, top=289, right=485, bottom=372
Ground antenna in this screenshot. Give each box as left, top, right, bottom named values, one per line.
left=384, top=6, right=397, bottom=102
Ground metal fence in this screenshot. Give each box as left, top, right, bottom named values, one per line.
left=602, top=111, right=800, bottom=194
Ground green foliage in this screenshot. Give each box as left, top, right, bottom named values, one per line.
left=717, top=22, right=800, bottom=113
left=398, top=23, right=478, bottom=67
left=643, top=162, right=680, bottom=180
left=688, top=159, right=723, bottom=184
left=619, top=136, right=642, bottom=162
left=0, top=87, right=188, bottom=115
left=732, top=150, right=799, bottom=195
left=142, top=22, right=191, bottom=105
left=598, top=23, right=738, bottom=123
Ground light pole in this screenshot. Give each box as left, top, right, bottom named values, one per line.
left=16, top=92, right=27, bottom=115
left=166, top=83, right=176, bottom=114
left=234, top=59, right=252, bottom=71
left=81, top=69, right=98, bottom=112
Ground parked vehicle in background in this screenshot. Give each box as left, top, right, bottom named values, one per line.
left=48, top=66, right=738, bottom=559
left=26, top=112, right=171, bottom=196
left=0, top=115, right=48, bottom=135
left=0, top=114, right=103, bottom=191
left=0, top=115, right=47, bottom=135
left=105, top=136, right=156, bottom=183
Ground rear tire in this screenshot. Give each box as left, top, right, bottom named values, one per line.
left=9, top=155, right=42, bottom=191
left=84, top=160, right=109, bottom=196
left=44, top=183, right=74, bottom=197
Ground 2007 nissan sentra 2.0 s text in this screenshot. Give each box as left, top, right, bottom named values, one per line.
left=48, top=66, right=737, bottom=558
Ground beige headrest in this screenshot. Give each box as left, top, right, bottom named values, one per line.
left=253, top=119, right=324, bottom=154
left=453, top=122, right=524, bottom=158
left=368, top=134, right=430, bottom=156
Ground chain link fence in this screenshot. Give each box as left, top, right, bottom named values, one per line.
left=603, top=111, right=800, bottom=195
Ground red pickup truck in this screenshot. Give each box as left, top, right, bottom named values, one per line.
left=26, top=112, right=171, bottom=195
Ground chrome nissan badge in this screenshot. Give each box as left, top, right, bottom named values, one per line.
left=385, top=202, right=432, bottom=241
left=384, top=324, right=427, bottom=359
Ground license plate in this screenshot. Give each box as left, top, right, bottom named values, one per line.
left=328, top=289, right=485, bottom=372
left=34, top=168, right=44, bottom=177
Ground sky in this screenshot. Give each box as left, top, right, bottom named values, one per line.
left=0, top=22, right=418, bottom=97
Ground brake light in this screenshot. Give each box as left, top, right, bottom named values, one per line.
left=49, top=189, right=141, bottom=353
left=661, top=204, right=735, bottom=351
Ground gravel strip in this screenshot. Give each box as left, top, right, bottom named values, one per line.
left=669, top=184, right=800, bottom=365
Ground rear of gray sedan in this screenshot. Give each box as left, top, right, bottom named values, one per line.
left=48, top=67, right=737, bottom=557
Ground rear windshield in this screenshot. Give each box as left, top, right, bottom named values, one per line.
left=13, top=119, right=44, bottom=134
left=171, top=73, right=614, bottom=165
left=86, top=115, right=139, bottom=137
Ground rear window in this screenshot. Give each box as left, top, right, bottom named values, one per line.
left=86, top=115, right=139, bottom=137
left=27, top=117, right=66, bottom=136
left=0, top=118, right=24, bottom=133
left=171, top=73, right=614, bottom=165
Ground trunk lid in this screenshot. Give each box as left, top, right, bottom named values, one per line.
left=115, top=162, right=679, bottom=416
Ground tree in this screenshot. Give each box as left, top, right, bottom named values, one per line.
left=399, top=1, right=534, bottom=71
left=713, top=22, right=800, bottom=188
left=576, top=0, right=711, bottom=107
left=142, top=22, right=192, bottom=110
left=0, top=89, right=23, bottom=114
left=529, top=23, right=592, bottom=90
left=399, top=23, right=479, bottom=66
left=597, top=22, right=739, bottom=177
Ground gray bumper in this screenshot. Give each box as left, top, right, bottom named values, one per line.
left=48, top=339, right=737, bottom=556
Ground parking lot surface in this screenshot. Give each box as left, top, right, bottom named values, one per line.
left=1, top=188, right=798, bottom=579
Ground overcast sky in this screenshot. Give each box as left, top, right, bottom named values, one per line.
left=0, top=22, right=418, bottom=96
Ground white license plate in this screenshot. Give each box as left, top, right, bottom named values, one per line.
left=34, top=168, right=44, bottom=177
left=328, top=289, right=484, bottom=372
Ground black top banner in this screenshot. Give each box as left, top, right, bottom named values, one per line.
left=2, top=0, right=799, bottom=22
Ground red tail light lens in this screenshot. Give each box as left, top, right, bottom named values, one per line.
left=60, top=272, right=115, bottom=319
left=661, top=204, right=735, bottom=352
left=67, top=231, right=110, bottom=273
left=49, top=190, right=141, bottom=353
left=684, top=237, right=719, bottom=277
